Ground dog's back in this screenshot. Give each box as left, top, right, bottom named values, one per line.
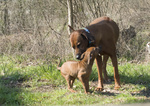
left=90, top=16, right=119, bottom=44
left=90, top=16, right=111, bottom=25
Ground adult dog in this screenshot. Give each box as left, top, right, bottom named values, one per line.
left=69, top=16, right=120, bottom=91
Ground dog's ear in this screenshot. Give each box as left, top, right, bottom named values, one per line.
left=88, top=37, right=95, bottom=46
left=68, top=25, right=75, bottom=31
left=81, top=31, right=95, bottom=46
left=81, top=33, right=88, bottom=40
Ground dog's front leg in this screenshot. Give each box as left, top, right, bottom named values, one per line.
left=78, top=75, right=90, bottom=94
left=95, top=55, right=103, bottom=91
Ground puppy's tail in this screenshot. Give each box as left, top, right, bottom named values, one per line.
left=57, top=58, right=61, bottom=70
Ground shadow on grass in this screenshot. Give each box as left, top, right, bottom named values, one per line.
left=0, top=73, right=30, bottom=105
left=121, top=73, right=150, bottom=98
left=90, top=65, right=150, bottom=98
left=105, top=73, right=150, bottom=98
left=138, top=87, right=150, bottom=98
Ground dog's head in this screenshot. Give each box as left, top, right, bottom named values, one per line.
left=69, top=26, right=95, bottom=60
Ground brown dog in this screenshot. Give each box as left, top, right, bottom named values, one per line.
left=69, top=16, right=120, bottom=91
left=57, top=47, right=100, bottom=94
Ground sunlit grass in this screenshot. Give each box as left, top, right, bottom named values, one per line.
left=0, top=55, right=150, bottom=105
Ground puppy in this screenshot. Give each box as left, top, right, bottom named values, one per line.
left=57, top=47, right=100, bottom=94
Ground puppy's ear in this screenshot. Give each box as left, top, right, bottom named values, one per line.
left=80, top=52, right=85, bottom=60
left=68, top=25, right=75, bottom=31
left=88, top=53, right=92, bottom=64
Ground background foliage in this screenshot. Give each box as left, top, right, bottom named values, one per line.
left=0, top=0, right=150, bottom=62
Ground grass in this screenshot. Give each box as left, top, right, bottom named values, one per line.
left=0, top=55, right=150, bottom=105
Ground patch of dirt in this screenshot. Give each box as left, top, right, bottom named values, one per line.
left=31, top=81, right=123, bottom=94
left=90, top=81, right=124, bottom=94
left=31, top=79, right=66, bottom=92
left=34, top=85, right=60, bottom=92
left=29, top=80, right=150, bottom=99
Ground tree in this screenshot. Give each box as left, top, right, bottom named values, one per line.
left=67, top=0, right=73, bottom=35
left=3, top=0, right=10, bottom=35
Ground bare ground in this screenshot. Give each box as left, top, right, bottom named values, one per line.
left=22, top=80, right=150, bottom=100
left=2, top=77, right=150, bottom=101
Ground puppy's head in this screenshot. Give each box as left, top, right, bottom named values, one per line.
left=84, top=47, right=101, bottom=64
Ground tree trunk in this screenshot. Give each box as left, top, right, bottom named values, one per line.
left=3, top=0, right=10, bottom=35
left=67, top=0, right=73, bottom=35
left=67, top=0, right=75, bottom=58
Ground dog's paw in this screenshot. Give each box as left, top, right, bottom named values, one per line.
left=95, top=87, right=103, bottom=91
left=85, top=92, right=91, bottom=94
left=114, top=86, right=121, bottom=90
left=69, top=89, right=76, bottom=93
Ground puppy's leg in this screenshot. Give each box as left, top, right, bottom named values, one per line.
left=78, top=75, right=89, bottom=94
left=65, top=76, right=76, bottom=93
left=70, top=77, right=75, bottom=88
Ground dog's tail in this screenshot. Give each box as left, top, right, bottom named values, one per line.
left=57, top=58, right=61, bottom=70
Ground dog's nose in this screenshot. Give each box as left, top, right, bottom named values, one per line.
left=76, top=54, right=80, bottom=60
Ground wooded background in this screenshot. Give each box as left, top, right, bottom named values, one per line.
left=0, top=0, right=150, bottom=63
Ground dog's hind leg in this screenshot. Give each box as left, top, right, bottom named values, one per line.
left=102, top=55, right=109, bottom=82
left=70, top=77, right=75, bottom=88
left=110, top=54, right=121, bottom=89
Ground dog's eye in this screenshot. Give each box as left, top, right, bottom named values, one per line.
left=91, top=54, right=93, bottom=57
left=90, top=53, right=93, bottom=58
left=77, top=43, right=80, bottom=48
left=73, top=46, right=75, bottom=49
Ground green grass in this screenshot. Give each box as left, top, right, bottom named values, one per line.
left=0, top=55, right=150, bottom=105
